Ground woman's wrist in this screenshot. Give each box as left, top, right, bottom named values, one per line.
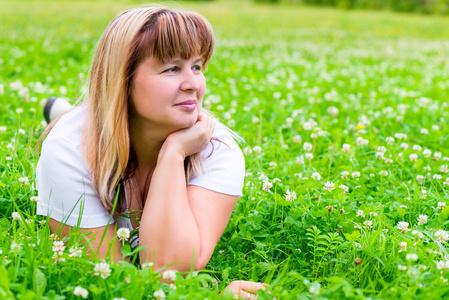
left=158, top=138, right=186, bottom=164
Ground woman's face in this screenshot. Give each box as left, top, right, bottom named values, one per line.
left=130, top=55, right=206, bottom=132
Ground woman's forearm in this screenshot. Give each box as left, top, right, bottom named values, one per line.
left=138, top=144, right=202, bottom=271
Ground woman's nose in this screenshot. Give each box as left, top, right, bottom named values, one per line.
left=180, top=69, right=200, bottom=92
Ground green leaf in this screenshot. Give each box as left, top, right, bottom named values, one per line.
left=0, top=267, right=10, bottom=291
left=33, top=267, right=47, bottom=296
left=43, top=290, right=66, bottom=300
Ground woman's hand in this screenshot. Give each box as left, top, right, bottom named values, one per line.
left=222, top=281, right=269, bottom=299
left=161, top=111, right=215, bottom=160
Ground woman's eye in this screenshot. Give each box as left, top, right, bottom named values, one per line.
left=164, top=66, right=179, bottom=73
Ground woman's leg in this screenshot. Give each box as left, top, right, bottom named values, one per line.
left=43, top=97, right=73, bottom=123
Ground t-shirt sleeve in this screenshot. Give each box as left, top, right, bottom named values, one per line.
left=36, top=137, right=113, bottom=228
left=188, top=125, right=245, bottom=197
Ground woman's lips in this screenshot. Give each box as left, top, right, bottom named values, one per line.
left=175, top=100, right=196, bottom=111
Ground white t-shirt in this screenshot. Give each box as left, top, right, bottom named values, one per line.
left=36, top=104, right=245, bottom=232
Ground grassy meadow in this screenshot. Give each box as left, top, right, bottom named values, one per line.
left=1, top=0, right=449, bottom=298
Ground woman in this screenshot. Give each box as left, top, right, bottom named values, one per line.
left=37, top=5, right=266, bottom=299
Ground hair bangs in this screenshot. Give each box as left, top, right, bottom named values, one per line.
left=132, top=9, right=215, bottom=71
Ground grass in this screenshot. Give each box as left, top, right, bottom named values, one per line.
left=1, top=0, right=449, bottom=299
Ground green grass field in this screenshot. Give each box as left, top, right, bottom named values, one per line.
left=1, top=0, right=449, bottom=299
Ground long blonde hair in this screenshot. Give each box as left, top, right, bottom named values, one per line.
left=84, top=6, right=215, bottom=215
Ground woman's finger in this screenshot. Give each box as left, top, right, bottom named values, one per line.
left=239, top=281, right=267, bottom=293
left=241, top=291, right=255, bottom=300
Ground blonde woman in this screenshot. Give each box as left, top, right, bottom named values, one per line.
left=37, top=5, right=267, bottom=299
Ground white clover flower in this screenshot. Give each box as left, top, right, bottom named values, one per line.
left=412, top=145, right=422, bottom=151
left=68, top=247, right=83, bottom=258
left=52, top=241, right=65, bottom=254
left=243, top=146, right=252, bottom=155
left=310, top=133, right=317, bottom=139
left=435, top=230, right=449, bottom=243
left=0, top=126, right=5, bottom=133
left=311, top=172, right=321, bottom=181
left=394, top=133, right=407, bottom=140
left=273, top=178, right=281, bottom=183
left=12, top=212, right=21, bottom=220
left=377, top=146, right=387, bottom=153
left=444, top=178, right=449, bottom=186
left=73, top=286, right=88, bottom=299
left=379, top=170, right=388, bottom=176
left=341, top=171, right=349, bottom=179
left=10, top=241, right=22, bottom=253
left=328, top=106, right=339, bottom=117
left=438, top=202, right=447, bottom=210
left=352, top=171, right=361, bottom=178
left=356, top=210, right=364, bottom=217
left=400, top=143, right=409, bottom=150
left=436, top=260, right=449, bottom=270
left=354, top=242, right=362, bottom=248
left=363, top=220, right=373, bottom=229
left=162, top=270, right=177, bottom=281
left=421, top=189, right=427, bottom=199
left=285, top=118, right=293, bottom=127
left=269, top=161, right=277, bottom=170
left=416, top=175, right=424, bottom=184
left=305, top=153, right=313, bottom=160
left=309, top=282, right=321, bottom=295
left=258, top=173, right=268, bottom=182
left=434, top=174, right=442, bottom=180
left=293, top=135, right=302, bottom=143
left=94, top=262, right=111, bottom=279
left=375, top=152, right=385, bottom=160
left=284, top=190, right=297, bottom=202
left=385, top=137, right=395, bottom=145
left=432, top=125, right=440, bottom=131
left=397, top=221, right=411, bottom=233
left=423, top=149, right=432, bottom=157
left=399, top=242, right=407, bottom=252
left=323, top=182, right=335, bottom=192
left=398, top=264, right=407, bottom=271
left=18, top=129, right=25, bottom=135
left=296, top=156, right=304, bottom=165
left=262, top=181, right=272, bottom=192
left=117, top=228, right=130, bottom=243
left=412, top=230, right=424, bottom=239
left=418, top=215, right=428, bottom=225
left=253, top=146, right=262, bottom=154
left=409, top=154, right=418, bottom=162
left=142, top=262, right=154, bottom=269
left=440, top=165, right=448, bottom=173
left=339, top=184, right=349, bottom=194
left=318, top=130, right=327, bottom=136
left=169, top=284, right=176, bottom=290
left=435, top=152, right=442, bottom=159
left=153, top=290, right=166, bottom=300
left=18, top=177, right=29, bottom=185
left=369, top=211, right=378, bottom=217
left=420, top=128, right=429, bottom=135
left=342, top=143, right=351, bottom=153
left=406, top=253, right=418, bottom=262
left=303, top=142, right=313, bottom=151
left=356, top=137, right=365, bottom=146
left=30, top=196, right=40, bottom=203
left=16, top=108, right=24, bottom=114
